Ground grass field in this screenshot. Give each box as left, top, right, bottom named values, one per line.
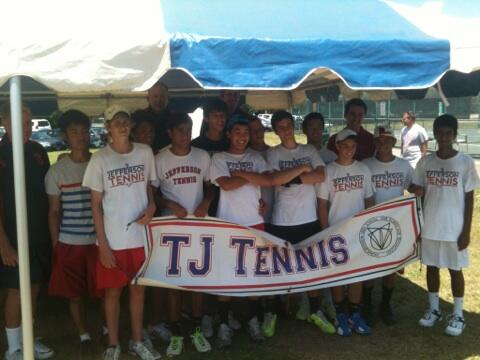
left=2, top=144, right=479, bottom=359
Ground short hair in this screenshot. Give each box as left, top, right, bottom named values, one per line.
left=131, top=109, right=155, bottom=129
left=433, top=114, right=458, bottom=136
left=302, top=112, right=325, bottom=132
left=344, top=98, right=367, bottom=115
left=1, top=102, right=31, bottom=122
left=203, top=98, right=228, bottom=118
left=271, top=110, right=294, bottom=131
left=167, top=112, right=192, bottom=130
left=403, top=110, right=416, bottom=121
left=58, top=109, right=90, bottom=132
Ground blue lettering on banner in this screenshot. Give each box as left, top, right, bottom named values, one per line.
left=231, top=238, right=255, bottom=276
left=188, top=236, right=213, bottom=276
left=254, top=247, right=271, bottom=276
left=329, top=235, right=349, bottom=265
left=271, top=246, right=293, bottom=275
left=161, top=234, right=190, bottom=276
left=294, top=246, right=318, bottom=272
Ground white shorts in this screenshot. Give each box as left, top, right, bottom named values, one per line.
left=421, top=238, right=469, bottom=270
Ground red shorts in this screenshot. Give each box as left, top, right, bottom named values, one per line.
left=96, top=247, right=145, bottom=289
left=48, top=242, right=102, bottom=298
left=250, top=223, right=265, bottom=231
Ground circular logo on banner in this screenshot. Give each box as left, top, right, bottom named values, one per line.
left=359, top=216, right=401, bottom=258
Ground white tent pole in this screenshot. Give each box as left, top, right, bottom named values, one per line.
left=9, top=76, right=35, bottom=360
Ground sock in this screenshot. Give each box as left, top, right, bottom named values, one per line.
left=428, top=292, right=440, bottom=312
left=191, top=316, right=201, bottom=333
left=6, top=326, right=22, bottom=354
left=308, top=296, right=319, bottom=314
left=218, top=301, right=230, bottom=325
left=79, top=333, right=91, bottom=342
left=453, top=297, right=464, bottom=318
left=382, top=286, right=394, bottom=304
left=349, top=302, right=361, bottom=316
left=102, top=325, right=109, bottom=336
left=321, top=289, right=333, bottom=306
left=363, top=286, right=373, bottom=306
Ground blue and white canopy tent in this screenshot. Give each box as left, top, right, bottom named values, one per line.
left=1, top=0, right=479, bottom=357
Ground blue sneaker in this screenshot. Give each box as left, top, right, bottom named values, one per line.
left=349, top=312, right=371, bottom=335
left=336, top=313, right=352, bottom=337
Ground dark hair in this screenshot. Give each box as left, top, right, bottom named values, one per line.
left=271, top=110, right=294, bottom=131
left=302, top=112, right=325, bottom=132
left=433, top=114, right=457, bottom=136
left=131, top=109, right=155, bottom=129
left=167, top=112, right=193, bottom=130
left=403, top=110, right=416, bottom=120
left=203, top=98, right=228, bottom=118
left=344, top=98, right=367, bottom=115
left=58, top=109, right=90, bottom=132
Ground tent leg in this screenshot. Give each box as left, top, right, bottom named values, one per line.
left=9, top=76, right=35, bottom=360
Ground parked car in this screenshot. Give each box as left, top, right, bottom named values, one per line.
left=0, top=126, right=5, bottom=138
left=39, top=129, right=68, bottom=150
left=90, top=128, right=107, bottom=148
left=31, top=131, right=66, bottom=151
left=32, top=119, right=52, bottom=131
left=256, top=113, right=272, bottom=129
left=91, top=117, right=105, bottom=128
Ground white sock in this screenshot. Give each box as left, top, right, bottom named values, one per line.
left=428, top=292, right=440, bottom=312
left=453, top=297, right=464, bottom=317
left=79, top=333, right=91, bottom=342
left=102, top=326, right=109, bottom=336
left=6, top=326, right=22, bottom=354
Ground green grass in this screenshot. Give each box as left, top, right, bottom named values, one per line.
left=2, top=146, right=480, bottom=359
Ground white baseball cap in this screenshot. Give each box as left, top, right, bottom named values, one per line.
left=104, top=105, right=130, bottom=122
left=335, top=128, right=358, bottom=143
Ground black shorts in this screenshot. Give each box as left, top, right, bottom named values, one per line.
left=0, top=243, right=52, bottom=289
left=268, top=220, right=321, bottom=245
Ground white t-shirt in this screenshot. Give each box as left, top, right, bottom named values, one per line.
left=210, top=149, right=268, bottom=226
left=363, top=156, right=414, bottom=204
left=401, top=123, right=428, bottom=167
left=414, top=152, right=480, bottom=242
left=316, top=160, right=374, bottom=226
left=82, top=143, right=157, bottom=250
left=251, top=148, right=274, bottom=223
left=45, top=156, right=96, bottom=245
left=319, top=147, right=337, bottom=164
left=155, top=146, right=210, bottom=215
left=267, top=144, right=325, bottom=226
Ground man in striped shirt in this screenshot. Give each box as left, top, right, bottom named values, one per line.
left=45, top=110, right=100, bottom=355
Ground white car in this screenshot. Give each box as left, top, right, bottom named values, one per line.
left=257, top=113, right=272, bottom=129
left=32, top=119, right=52, bottom=131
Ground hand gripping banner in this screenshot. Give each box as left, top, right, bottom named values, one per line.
left=134, top=195, right=422, bottom=296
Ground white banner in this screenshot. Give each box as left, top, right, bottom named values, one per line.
left=135, top=195, right=422, bottom=296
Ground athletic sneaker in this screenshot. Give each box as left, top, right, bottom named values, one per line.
left=129, top=340, right=161, bottom=360
left=445, top=314, right=466, bottom=336
left=295, top=293, right=310, bottom=321
left=34, top=338, right=55, bottom=359
left=336, top=313, right=352, bottom=337
left=322, top=301, right=337, bottom=324
left=248, top=317, right=265, bottom=342
left=379, top=302, right=397, bottom=326
left=4, top=350, right=22, bottom=360
left=201, top=315, right=214, bottom=338
left=216, top=323, right=232, bottom=349
left=103, top=345, right=121, bottom=360
left=262, top=312, right=277, bottom=338
left=166, top=336, right=184, bottom=357
left=308, top=310, right=336, bottom=334
left=228, top=311, right=241, bottom=331
left=349, top=312, right=371, bottom=335
left=191, top=328, right=211, bottom=353
left=148, top=323, right=172, bottom=342
left=419, top=309, right=443, bottom=327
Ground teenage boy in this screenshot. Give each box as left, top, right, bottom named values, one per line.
left=131, top=109, right=156, bottom=150
left=0, top=104, right=54, bottom=360
left=210, top=114, right=310, bottom=346
left=266, top=110, right=335, bottom=335
left=154, top=113, right=213, bottom=356
left=317, top=129, right=375, bottom=336
left=362, top=125, right=414, bottom=325
left=412, top=114, right=480, bottom=336
left=327, top=98, right=375, bottom=161
left=83, top=105, right=160, bottom=360
left=302, top=112, right=337, bottom=164
left=45, top=110, right=100, bottom=353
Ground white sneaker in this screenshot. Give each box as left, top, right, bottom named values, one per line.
left=216, top=323, right=232, bottom=349
left=103, top=345, right=121, bottom=360
left=419, top=309, right=443, bottom=327
left=445, top=314, right=466, bottom=336
left=248, top=317, right=265, bottom=342
left=129, top=340, right=161, bottom=360
left=34, top=338, right=55, bottom=359
left=148, top=323, right=172, bottom=342
left=4, top=350, right=22, bottom=360
left=228, top=311, right=241, bottom=330
left=190, top=328, right=211, bottom=353
left=201, top=315, right=214, bottom=338
left=166, top=336, right=184, bottom=357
